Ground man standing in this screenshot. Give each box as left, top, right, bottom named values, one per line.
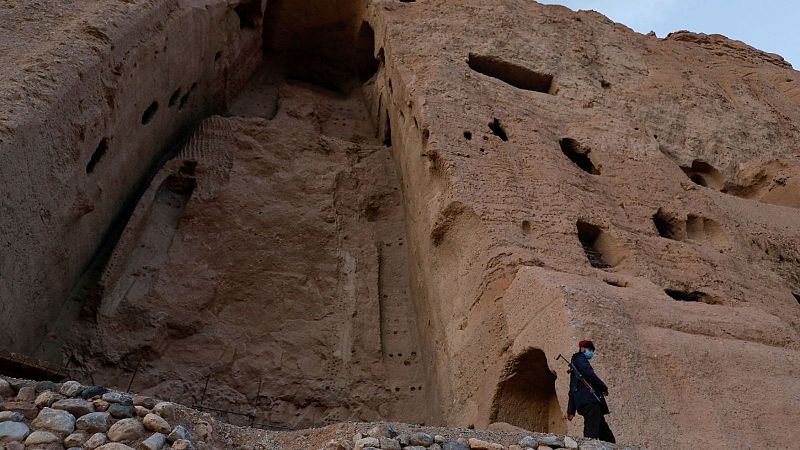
left=566, top=339, right=615, bottom=443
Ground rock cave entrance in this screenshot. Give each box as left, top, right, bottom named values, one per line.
left=468, top=53, right=556, bottom=94
left=576, top=221, right=624, bottom=269
left=653, top=209, right=728, bottom=247
left=681, top=160, right=725, bottom=190
left=491, top=348, right=566, bottom=434
left=559, top=138, right=599, bottom=175
left=664, top=289, right=721, bottom=305
left=262, top=0, right=378, bottom=92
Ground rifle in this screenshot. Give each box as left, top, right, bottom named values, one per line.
left=556, top=353, right=610, bottom=414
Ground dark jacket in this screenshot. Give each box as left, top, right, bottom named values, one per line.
left=566, top=352, right=609, bottom=416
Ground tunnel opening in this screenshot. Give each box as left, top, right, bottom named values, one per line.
left=491, top=348, right=566, bottom=434
left=559, top=138, right=599, bottom=174
left=263, top=0, right=378, bottom=92
left=664, top=289, right=721, bottom=305
left=576, top=221, right=624, bottom=269
left=468, top=53, right=556, bottom=94
left=653, top=208, right=685, bottom=241
left=234, top=0, right=263, bottom=30
left=681, top=160, right=725, bottom=190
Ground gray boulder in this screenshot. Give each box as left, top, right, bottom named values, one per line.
left=107, top=418, right=145, bottom=442
left=52, top=398, right=96, bottom=417
left=140, top=432, right=167, bottom=450
left=60, top=381, right=84, bottom=397
left=0, top=420, right=30, bottom=442
left=76, top=412, right=113, bottom=433
left=31, top=407, right=76, bottom=434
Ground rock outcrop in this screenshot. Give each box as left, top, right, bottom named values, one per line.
left=1, top=1, right=799, bottom=449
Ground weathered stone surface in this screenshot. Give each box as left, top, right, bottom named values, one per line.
left=434, top=435, right=447, bottom=444
left=537, top=446, right=554, bottom=450
left=153, top=402, right=176, bottom=420
left=0, top=379, right=14, bottom=397
left=133, top=396, right=157, bottom=409
left=409, top=432, right=434, bottom=446
left=60, top=381, right=84, bottom=397
left=0, top=420, right=30, bottom=442
left=0, top=411, right=24, bottom=422
left=52, top=398, right=95, bottom=417
left=166, top=425, right=190, bottom=443
left=4, top=441, right=24, bottom=450
left=24, top=430, right=60, bottom=445
left=171, top=439, right=195, bottom=450
left=34, top=381, right=58, bottom=393
left=519, top=437, right=538, bottom=448
left=81, top=387, right=109, bottom=400
left=15, top=386, right=35, bottom=402
left=0, top=401, right=38, bottom=419
left=135, top=406, right=150, bottom=418
left=379, top=437, right=401, bottom=450
left=538, top=436, right=564, bottom=448
left=35, top=391, right=62, bottom=408
left=108, top=403, right=136, bottom=419
left=139, top=432, right=167, bottom=450
left=564, top=436, right=579, bottom=449
left=102, top=392, right=132, bottom=405
left=93, top=400, right=110, bottom=412
left=96, top=444, right=137, bottom=450
left=83, top=432, right=109, bottom=449
left=468, top=438, right=504, bottom=450
left=107, top=418, right=145, bottom=442
left=143, top=413, right=171, bottom=434
left=64, top=431, right=88, bottom=447
left=442, top=442, right=470, bottom=450
left=31, top=407, right=76, bottom=434
left=76, top=412, right=113, bottom=433
left=354, top=437, right=379, bottom=450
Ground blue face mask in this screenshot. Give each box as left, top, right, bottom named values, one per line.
left=583, top=350, right=594, bottom=359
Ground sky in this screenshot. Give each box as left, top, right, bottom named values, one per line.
left=538, top=0, right=799, bottom=68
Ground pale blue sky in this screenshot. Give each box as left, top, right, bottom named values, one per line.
left=539, top=0, right=799, bottom=68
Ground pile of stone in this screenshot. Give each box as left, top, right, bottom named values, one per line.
left=0, top=376, right=196, bottom=450
left=324, top=425, right=623, bottom=450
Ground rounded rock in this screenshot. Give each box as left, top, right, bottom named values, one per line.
left=167, top=425, right=191, bottom=443
left=24, top=430, right=60, bottom=445
left=408, top=432, right=434, bottom=447
left=0, top=420, right=30, bottom=442
left=15, top=386, right=35, bottom=402
left=0, top=411, right=25, bottom=422
left=153, top=402, right=176, bottom=420
left=0, top=379, right=14, bottom=397
left=107, top=417, right=145, bottom=442
left=143, top=413, right=171, bottom=434
left=60, top=381, right=84, bottom=397
left=31, top=407, right=76, bottom=434
left=64, top=431, right=88, bottom=447
left=96, top=444, right=137, bottom=450
left=76, top=412, right=112, bottom=433
left=102, top=392, right=132, bottom=405
left=35, top=390, right=62, bottom=408
left=93, top=399, right=110, bottom=412
left=172, top=439, right=195, bottom=450
left=81, top=386, right=109, bottom=400
left=35, top=381, right=58, bottom=393
left=108, top=403, right=136, bottom=419
left=133, top=395, right=157, bottom=409
left=83, top=432, right=108, bottom=449
left=52, top=398, right=96, bottom=417
left=140, top=432, right=167, bottom=450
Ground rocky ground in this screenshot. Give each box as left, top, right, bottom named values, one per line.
left=0, top=375, right=630, bottom=450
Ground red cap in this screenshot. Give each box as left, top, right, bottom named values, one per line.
left=578, top=339, right=595, bottom=350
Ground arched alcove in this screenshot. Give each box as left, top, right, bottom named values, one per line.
left=490, top=348, right=566, bottom=434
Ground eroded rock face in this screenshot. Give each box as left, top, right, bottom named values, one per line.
left=2, top=1, right=799, bottom=449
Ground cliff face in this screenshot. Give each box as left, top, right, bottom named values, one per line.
left=2, top=1, right=799, bottom=449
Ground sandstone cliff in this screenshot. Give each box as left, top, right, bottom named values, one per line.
left=1, top=1, right=799, bottom=449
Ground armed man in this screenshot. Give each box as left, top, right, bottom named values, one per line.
left=564, top=339, right=615, bottom=443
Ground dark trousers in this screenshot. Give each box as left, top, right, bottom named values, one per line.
left=578, top=402, right=615, bottom=443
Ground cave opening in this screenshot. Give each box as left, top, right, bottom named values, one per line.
left=262, top=0, right=378, bottom=92
left=576, top=221, right=623, bottom=269
left=681, top=160, right=725, bottom=190
left=559, top=138, right=599, bottom=175
left=491, top=348, right=566, bottom=434
left=653, top=208, right=684, bottom=241
left=468, top=53, right=556, bottom=94
left=234, top=0, right=263, bottom=30
left=664, top=289, right=721, bottom=305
